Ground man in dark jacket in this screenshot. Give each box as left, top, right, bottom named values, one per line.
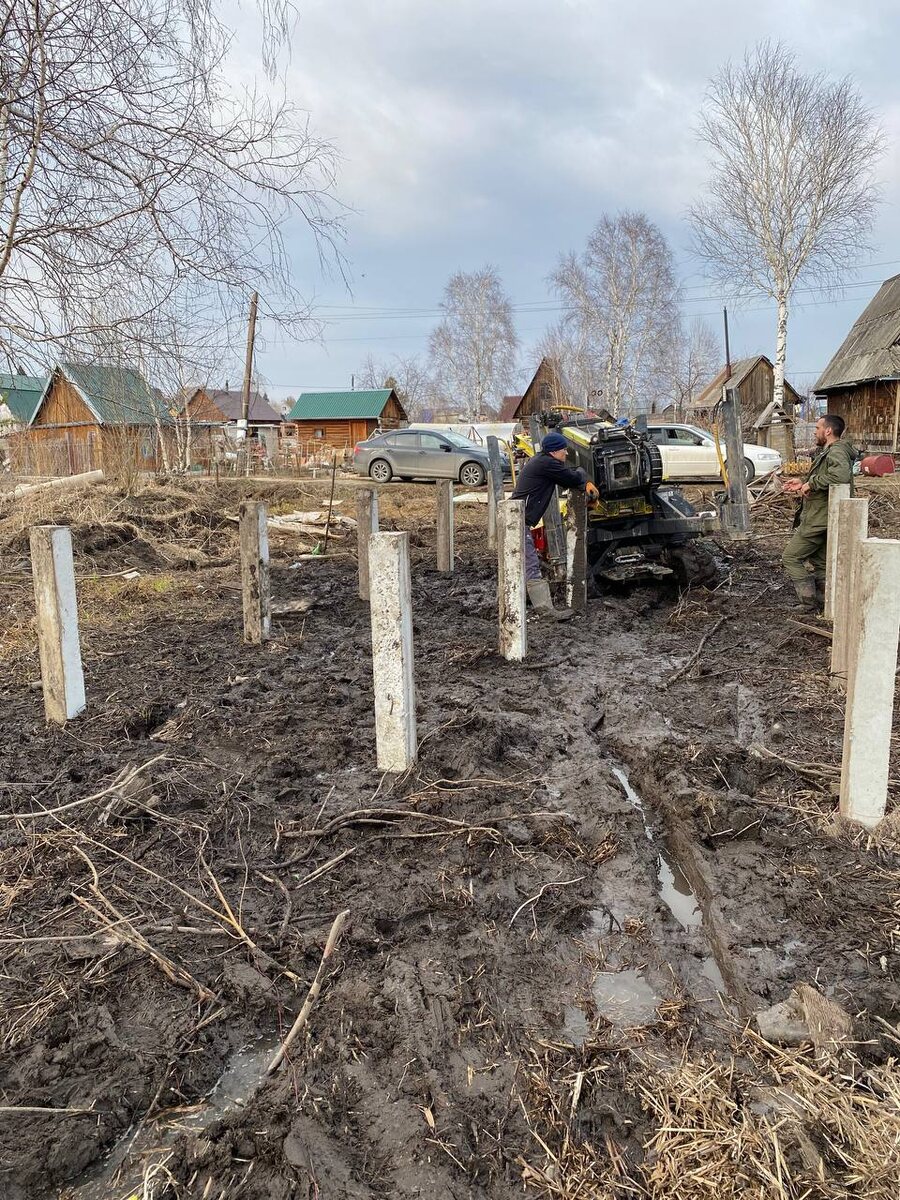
left=782, top=414, right=856, bottom=612
left=510, top=430, right=598, bottom=620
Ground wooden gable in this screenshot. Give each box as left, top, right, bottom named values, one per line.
left=183, top=388, right=226, bottom=423
left=516, top=358, right=567, bottom=420
left=379, top=392, right=407, bottom=425
left=31, top=376, right=96, bottom=427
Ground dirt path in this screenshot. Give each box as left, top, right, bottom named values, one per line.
left=0, top=480, right=898, bottom=1198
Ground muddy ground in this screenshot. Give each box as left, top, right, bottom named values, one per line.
left=1, top=476, right=899, bottom=1199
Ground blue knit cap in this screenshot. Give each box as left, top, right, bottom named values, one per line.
left=542, top=431, right=568, bottom=452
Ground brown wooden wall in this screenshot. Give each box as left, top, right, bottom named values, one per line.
left=12, top=425, right=168, bottom=474
left=32, top=377, right=95, bottom=426
left=824, top=381, right=898, bottom=451
left=289, top=418, right=375, bottom=448
left=516, top=359, right=567, bottom=420
left=381, top=395, right=407, bottom=425
left=183, top=389, right=226, bottom=423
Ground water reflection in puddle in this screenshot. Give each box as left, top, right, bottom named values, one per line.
left=593, top=969, right=660, bottom=1026
left=67, top=1036, right=280, bottom=1199
left=610, top=766, right=703, bottom=930
left=700, top=955, right=726, bottom=994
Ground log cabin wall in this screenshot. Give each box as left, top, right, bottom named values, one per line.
left=290, top=418, right=375, bottom=448
left=824, top=381, right=898, bottom=452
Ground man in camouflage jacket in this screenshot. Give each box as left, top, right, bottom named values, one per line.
left=782, top=414, right=856, bottom=613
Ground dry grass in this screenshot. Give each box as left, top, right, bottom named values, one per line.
left=520, top=1030, right=900, bottom=1199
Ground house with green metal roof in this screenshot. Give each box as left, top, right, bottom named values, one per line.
left=0, top=373, right=48, bottom=426
left=11, top=362, right=175, bottom=476
left=287, top=388, right=407, bottom=449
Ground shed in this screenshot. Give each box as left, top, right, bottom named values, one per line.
left=11, top=362, right=173, bottom=476
left=814, top=274, right=900, bottom=451
left=688, top=355, right=801, bottom=453
left=286, top=389, right=407, bottom=449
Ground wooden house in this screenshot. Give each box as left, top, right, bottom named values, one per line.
left=507, top=359, right=569, bottom=422
left=814, top=274, right=900, bottom=451
left=180, top=387, right=283, bottom=430
left=10, top=362, right=173, bottom=475
left=286, top=389, right=407, bottom=449
left=688, top=355, right=801, bottom=455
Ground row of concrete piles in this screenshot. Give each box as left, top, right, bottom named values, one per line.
left=823, top=485, right=900, bottom=829
left=25, top=471, right=896, bottom=831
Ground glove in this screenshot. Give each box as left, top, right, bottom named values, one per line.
left=585, top=482, right=600, bottom=500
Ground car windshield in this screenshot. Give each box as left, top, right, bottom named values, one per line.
left=440, top=431, right=481, bottom=449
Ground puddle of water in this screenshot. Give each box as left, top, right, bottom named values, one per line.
left=657, top=854, right=702, bottom=929
left=700, top=955, right=726, bottom=994
left=592, top=969, right=660, bottom=1026
left=67, top=1036, right=280, bottom=1199
left=611, top=766, right=703, bottom=930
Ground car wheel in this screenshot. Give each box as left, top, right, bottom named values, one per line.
left=743, top=457, right=756, bottom=483
left=369, top=458, right=392, bottom=483
left=459, top=461, right=486, bottom=487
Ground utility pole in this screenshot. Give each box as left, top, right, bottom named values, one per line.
left=240, top=291, right=259, bottom=476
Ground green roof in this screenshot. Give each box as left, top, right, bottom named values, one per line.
left=58, top=362, right=172, bottom=426
left=288, top=389, right=395, bottom=420
left=0, top=373, right=48, bottom=424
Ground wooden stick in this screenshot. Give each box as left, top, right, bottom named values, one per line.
left=508, top=876, right=584, bottom=927
left=267, top=908, right=350, bottom=1074
left=663, top=617, right=726, bottom=687
left=787, top=619, right=833, bottom=640
left=322, top=453, right=338, bottom=553
left=0, top=1105, right=99, bottom=1116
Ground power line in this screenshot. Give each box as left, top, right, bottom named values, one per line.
left=313, top=281, right=882, bottom=324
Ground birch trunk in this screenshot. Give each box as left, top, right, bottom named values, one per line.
left=773, top=294, right=788, bottom=413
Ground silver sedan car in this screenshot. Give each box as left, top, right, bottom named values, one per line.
left=352, top=428, right=509, bottom=486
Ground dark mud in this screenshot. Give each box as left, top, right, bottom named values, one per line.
left=0, top=481, right=898, bottom=1198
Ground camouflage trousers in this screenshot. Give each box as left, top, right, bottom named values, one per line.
left=782, top=525, right=827, bottom=583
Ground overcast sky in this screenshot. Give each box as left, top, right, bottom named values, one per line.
left=227, top=0, right=900, bottom=405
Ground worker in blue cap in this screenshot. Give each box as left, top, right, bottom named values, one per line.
left=510, top=430, right=598, bottom=620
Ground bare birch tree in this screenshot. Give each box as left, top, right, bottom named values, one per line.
left=0, top=0, right=342, bottom=374
left=691, top=41, right=883, bottom=411
left=356, top=353, right=436, bottom=420
left=428, top=267, right=518, bottom=420
left=550, top=213, right=681, bottom=417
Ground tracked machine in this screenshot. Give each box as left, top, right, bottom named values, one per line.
left=520, top=413, right=725, bottom=589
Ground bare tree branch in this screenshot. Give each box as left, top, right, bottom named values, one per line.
left=0, top=0, right=344, bottom=375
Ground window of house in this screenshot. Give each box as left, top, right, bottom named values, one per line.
left=539, top=383, right=552, bottom=401
left=314, top=428, right=324, bottom=438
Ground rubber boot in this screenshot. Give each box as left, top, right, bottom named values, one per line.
left=791, top=578, right=819, bottom=614
left=526, top=579, right=574, bottom=622
left=814, top=577, right=827, bottom=612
